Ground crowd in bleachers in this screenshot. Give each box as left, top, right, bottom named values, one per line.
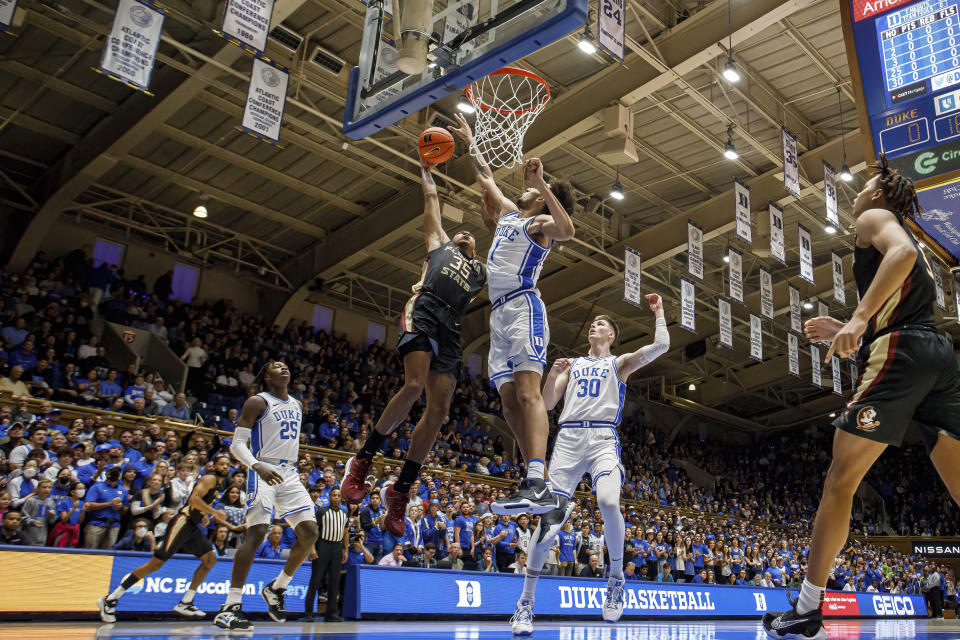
left=0, top=247, right=956, bottom=617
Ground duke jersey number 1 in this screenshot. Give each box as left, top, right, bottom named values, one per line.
left=251, top=392, right=303, bottom=461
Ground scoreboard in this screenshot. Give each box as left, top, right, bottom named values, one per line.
left=844, top=0, right=960, bottom=263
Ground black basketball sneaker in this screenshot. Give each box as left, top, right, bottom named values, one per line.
left=491, top=477, right=559, bottom=515
left=762, top=601, right=827, bottom=640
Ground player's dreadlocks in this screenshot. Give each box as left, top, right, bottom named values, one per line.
left=872, top=152, right=923, bottom=221
left=253, top=360, right=275, bottom=390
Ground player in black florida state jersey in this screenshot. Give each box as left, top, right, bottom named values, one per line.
left=763, top=155, right=960, bottom=640
left=342, top=159, right=486, bottom=536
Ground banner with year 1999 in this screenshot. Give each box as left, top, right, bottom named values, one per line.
left=97, top=0, right=165, bottom=93
left=242, top=56, right=289, bottom=145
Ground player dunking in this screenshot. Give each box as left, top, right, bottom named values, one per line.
left=213, top=361, right=319, bottom=631
left=509, top=295, right=669, bottom=635
left=449, top=113, right=575, bottom=515
left=96, top=454, right=232, bottom=622
left=342, top=159, right=486, bottom=535
left=763, top=155, right=960, bottom=639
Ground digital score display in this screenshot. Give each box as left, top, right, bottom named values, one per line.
left=878, top=1, right=960, bottom=106
left=846, top=0, right=960, bottom=182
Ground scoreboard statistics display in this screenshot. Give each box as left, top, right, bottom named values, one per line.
left=845, top=0, right=960, bottom=182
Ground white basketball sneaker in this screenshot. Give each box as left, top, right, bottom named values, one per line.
left=602, top=578, right=625, bottom=623
left=510, top=598, right=534, bottom=636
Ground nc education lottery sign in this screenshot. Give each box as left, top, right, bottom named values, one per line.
left=98, top=0, right=165, bottom=92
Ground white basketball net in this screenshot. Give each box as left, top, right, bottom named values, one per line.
left=466, top=69, right=550, bottom=168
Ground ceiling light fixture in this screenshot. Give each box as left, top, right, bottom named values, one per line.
left=610, top=169, right=624, bottom=200
left=837, top=87, right=853, bottom=183
left=825, top=224, right=837, bottom=234
left=192, top=194, right=209, bottom=219
left=456, top=96, right=476, bottom=114
left=722, top=56, right=741, bottom=83
left=723, top=125, right=738, bottom=161
left=688, top=382, right=696, bottom=391
left=579, top=28, right=597, bottom=54
left=722, top=0, right=740, bottom=84
left=803, top=299, right=814, bottom=310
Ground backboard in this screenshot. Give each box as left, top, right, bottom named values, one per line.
left=343, top=0, right=587, bottom=139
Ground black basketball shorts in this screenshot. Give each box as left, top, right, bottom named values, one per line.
left=154, top=513, right=214, bottom=561
left=833, top=329, right=960, bottom=452
left=397, top=293, right=462, bottom=377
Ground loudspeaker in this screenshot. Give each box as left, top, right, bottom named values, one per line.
left=684, top=340, right=706, bottom=359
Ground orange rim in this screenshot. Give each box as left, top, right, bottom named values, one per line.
left=465, top=67, right=551, bottom=115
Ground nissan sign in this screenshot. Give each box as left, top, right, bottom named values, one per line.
left=912, top=542, right=960, bottom=558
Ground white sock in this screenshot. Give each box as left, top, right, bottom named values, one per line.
left=527, top=459, right=545, bottom=480
left=107, top=585, right=127, bottom=601
left=274, top=570, right=294, bottom=590
left=521, top=568, right=540, bottom=602
left=225, top=587, right=243, bottom=607
left=595, top=473, right=625, bottom=581
left=181, top=588, right=196, bottom=604
left=796, top=578, right=825, bottom=615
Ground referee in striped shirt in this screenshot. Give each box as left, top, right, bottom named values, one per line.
left=304, top=488, right=348, bottom=622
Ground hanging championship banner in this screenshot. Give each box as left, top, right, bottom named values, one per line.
left=624, top=247, right=643, bottom=307
left=849, top=360, right=858, bottom=388
left=734, top=179, right=752, bottom=245
left=0, top=0, right=17, bottom=31
left=219, top=0, right=274, bottom=54
left=782, top=126, right=800, bottom=198
left=818, top=298, right=829, bottom=321
left=680, top=278, right=696, bottom=334
left=241, top=56, right=289, bottom=145
left=824, top=161, right=839, bottom=228
left=933, top=262, right=946, bottom=311
left=798, top=224, right=814, bottom=284
left=728, top=247, right=743, bottom=304
left=597, top=0, right=625, bottom=64
left=789, top=284, right=801, bottom=334
left=96, top=0, right=165, bottom=93
left=718, top=297, right=733, bottom=349
left=769, top=203, right=786, bottom=265
left=788, top=332, right=799, bottom=377
left=811, top=344, right=822, bottom=387
left=687, top=220, right=703, bottom=280
left=956, top=276, right=960, bottom=322
left=760, top=268, right=774, bottom=320
left=831, top=355, right=842, bottom=396
left=831, top=252, right=845, bottom=305
left=749, top=314, right=762, bottom=362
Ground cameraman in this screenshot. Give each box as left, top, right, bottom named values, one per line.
left=345, top=530, right=374, bottom=567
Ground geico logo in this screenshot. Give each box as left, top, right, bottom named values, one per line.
left=872, top=595, right=916, bottom=616
left=558, top=586, right=716, bottom=611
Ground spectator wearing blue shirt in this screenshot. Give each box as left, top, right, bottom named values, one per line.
left=160, top=393, right=190, bottom=421
left=50, top=481, right=85, bottom=547
left=454, top=502, right=479, bottom=565
left=255, top=525, right=286, bottom=559
left=82, top=466, right=129, bottom=549
left=10, top=339, right=38, bottom=372
left=123, top=376, right=146, bottom=406
left=487, top=455, right=509, bottom=477
left=557, top=520, right=577, bottom=576
left=307, top=459, right=325, bottom=486
left=98, top=371, right=123, bottom=405
left=493, top=514, right=517, bottom=572
left=360, top=493, right=385, bottom=560
left=691, top=569, right=707, bottom=584
left=420, top=500, right=444, bottom=551
left=110, top=518, right=154, bottom=552
left=133, top=444, right=160, bottom=487
left=221, top=408, right=239, bottom=433
left=316, top=414, right=338, bottom=444
left=344, top=533, right=374, bottom=567
left=2, top=317, right=28, bottom=347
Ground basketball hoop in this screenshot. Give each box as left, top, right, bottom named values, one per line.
left=465, top=67, right=550, bottom=168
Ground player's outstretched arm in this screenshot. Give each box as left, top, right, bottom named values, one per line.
left=231, top=395, right=284, bottom=485
left=421, top=159, right=448, bottom=252
left=449, top=113, right=517, bottom=216
left=525, top=158, right=575, bottom=242
left=803, top=316, right=844, bottom=343
left=541, top=358, right=572, bottom=411
left=616, top=294, right=669, bottom=381
left=825, top=208, right=917, bottom=362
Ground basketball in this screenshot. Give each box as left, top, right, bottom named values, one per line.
left=418, top=127, right=455, bottom=164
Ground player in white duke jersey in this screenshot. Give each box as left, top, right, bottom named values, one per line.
left=449, top=113, right=575, bottom=515
left=510, top=294, right=669, bottom=636
left=213, top=361, right=319, bottom=632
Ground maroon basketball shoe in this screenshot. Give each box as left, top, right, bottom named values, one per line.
left=381, top=482, right=409, bottom=537
left=341, top=456, right=371, bottom=504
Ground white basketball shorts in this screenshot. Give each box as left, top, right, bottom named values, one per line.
left=548, top=425, right=625, bottom=499
left=245, top=462, right=314, bottom=527
left=488, top=291, right=549, bottom=390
